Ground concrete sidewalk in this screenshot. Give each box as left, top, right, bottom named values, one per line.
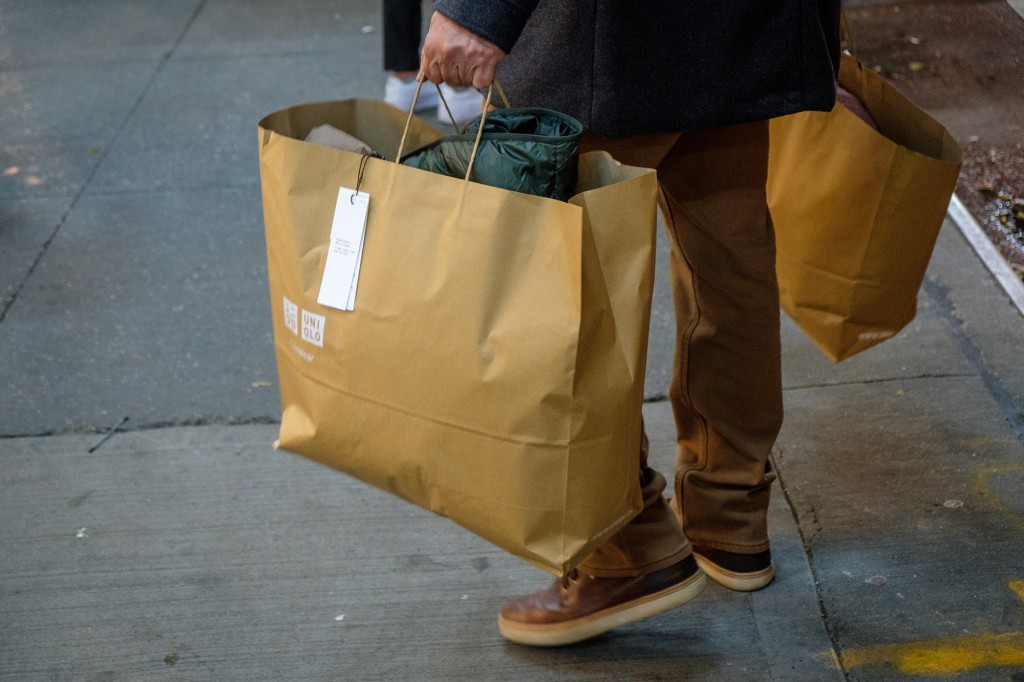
left=2, top=2, right=1024, bottom=680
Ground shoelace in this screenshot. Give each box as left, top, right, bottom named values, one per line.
left=559, top=568, right=581, bottom=592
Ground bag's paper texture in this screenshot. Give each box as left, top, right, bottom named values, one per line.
left=768, top=56, right=963, bottom=361
left=258, top=99, right=657, bottom=574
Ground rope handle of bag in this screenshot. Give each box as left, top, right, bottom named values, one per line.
left=394, top=79, right=512, bottom=182
left=438, top=80, right=511, bottom=132
left=434, top=79, right=511, bottom=134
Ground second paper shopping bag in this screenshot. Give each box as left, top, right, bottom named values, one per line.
left=769, top=56, right=962, bottom=361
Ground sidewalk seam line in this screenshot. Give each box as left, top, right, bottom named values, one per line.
left=0, top=416, right=281, bottom=442
left=784, top=373, right=975, bottom=391
left=0, top=1, right=210, bottom=326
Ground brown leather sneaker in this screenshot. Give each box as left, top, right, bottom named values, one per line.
left=692, top=545, right=774, bottom=592
left=497, top=554, right=706, bottom=646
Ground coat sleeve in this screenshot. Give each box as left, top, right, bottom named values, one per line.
left=432, top=0, right=540, bottom=54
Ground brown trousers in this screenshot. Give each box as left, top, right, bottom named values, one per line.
left=577, top=121, right=782, bottom=577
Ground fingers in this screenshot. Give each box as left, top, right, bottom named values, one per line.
left=434, top=61, right=468, bottom=88
left=420, top=11, right=505, bottom=89
left=418, top=58, right=442, bottom=86
left=425, top=62, right=495, bottom=89
left=469, top=63, right=497, bottom=90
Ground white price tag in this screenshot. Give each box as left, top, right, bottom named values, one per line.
left=318, top=188, right=370, bottom=311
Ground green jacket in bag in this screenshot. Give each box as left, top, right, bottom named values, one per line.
left=402, top=107, right=582, bottom=201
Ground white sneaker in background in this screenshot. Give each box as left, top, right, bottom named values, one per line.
left=384, top=75, right=439, bottom=113
left=438, top=84, right=486, bottom=127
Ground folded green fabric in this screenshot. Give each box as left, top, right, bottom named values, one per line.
left=402, top=108, right=582, bottom=201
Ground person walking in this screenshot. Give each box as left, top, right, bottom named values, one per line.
left=418, top=1, right=841, bottom=647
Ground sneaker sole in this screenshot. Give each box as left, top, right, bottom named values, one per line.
left=693, top=553, right=774, bottom=592
left=497, top=570, right=706, bottom=647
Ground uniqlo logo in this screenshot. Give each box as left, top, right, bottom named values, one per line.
left=301, top=310, right=326, bottom=348
left=283, top=297, right=299, bottom=335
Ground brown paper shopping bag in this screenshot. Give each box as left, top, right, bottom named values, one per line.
left=768, top=55, right=963, bottom=361
left=258, top=99, right=657, bottom=574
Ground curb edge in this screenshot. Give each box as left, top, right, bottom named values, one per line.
left=947, top=193, right=1024, bottom=318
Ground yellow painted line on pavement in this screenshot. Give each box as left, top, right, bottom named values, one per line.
left=842, top=632, right=1024, bottom=675
left=840, top=581, right=1024, bottom=675
left=835, top=464, right=1024, bottom=676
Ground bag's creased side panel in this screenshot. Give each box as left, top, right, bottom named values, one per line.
left=559, top=153, right=658, bottom=565
left=573, top=154, right=659, bottom=387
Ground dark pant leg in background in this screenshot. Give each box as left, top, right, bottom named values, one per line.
left=383, top=0, right=421, bottom=72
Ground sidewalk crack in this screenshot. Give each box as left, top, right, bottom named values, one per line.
left=772, top=450, right=851, bottom=681
left=923, top=276, right=1024, bottom=441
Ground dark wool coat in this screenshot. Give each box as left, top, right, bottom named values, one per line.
left=434, top=0, right=842, bottom=137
